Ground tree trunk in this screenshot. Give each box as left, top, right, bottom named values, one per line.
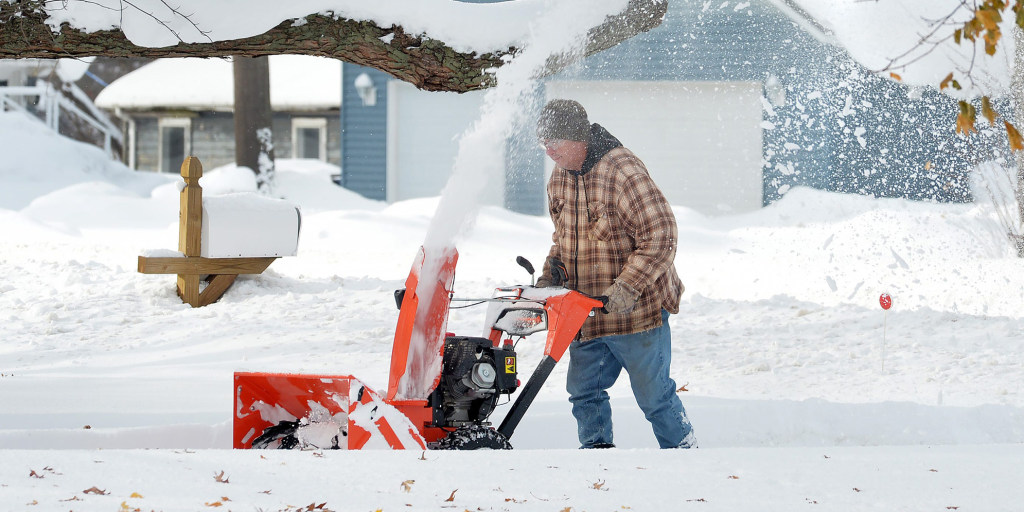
left=233, top=56, right=275, bottom=192
left=0, top=1, right=666, bottom=93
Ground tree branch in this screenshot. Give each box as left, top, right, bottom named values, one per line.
left=0, top=0, right=667, bottom=93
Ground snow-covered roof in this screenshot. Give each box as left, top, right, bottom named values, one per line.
left=94, top=55, right=341, bottom=112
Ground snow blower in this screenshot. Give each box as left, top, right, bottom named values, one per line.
left=233, top=247, right=604, bottom=450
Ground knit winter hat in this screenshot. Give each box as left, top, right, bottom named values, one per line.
left=537, top=99, right=591, bottom=142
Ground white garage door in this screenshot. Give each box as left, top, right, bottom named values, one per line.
left=545, top=80, right=763, bottom=215
left=386, top=81, right=501, bottom=205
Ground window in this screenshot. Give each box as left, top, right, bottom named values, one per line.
left=158, top=117, right=191, bottom=173
left=291, top=118, right=327, bottom=160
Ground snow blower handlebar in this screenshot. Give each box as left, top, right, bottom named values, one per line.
left=444, top=273, right=606, bottom=441
left=495, top=288, right=604, bottom=439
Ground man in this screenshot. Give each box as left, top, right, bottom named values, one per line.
left=535, top=99, right=696, bottom=449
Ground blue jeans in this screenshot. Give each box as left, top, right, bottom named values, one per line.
left=566, top=310, right=693, bottom=448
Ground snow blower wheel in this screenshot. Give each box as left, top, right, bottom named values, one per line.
left=430, top=424, right=512, bottom=450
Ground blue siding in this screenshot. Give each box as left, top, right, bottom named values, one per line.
left=341, top=63, right=390, bottom=201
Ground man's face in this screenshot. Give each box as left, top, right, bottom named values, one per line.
left=541, top=139, right=587, bottom=171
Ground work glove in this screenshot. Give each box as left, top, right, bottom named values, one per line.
left=601, top=280, right=641, bottom=314
left=535, top=256, right=568, bottom=288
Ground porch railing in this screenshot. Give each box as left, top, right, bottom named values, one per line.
left=0, top=81, right=122, bottom=159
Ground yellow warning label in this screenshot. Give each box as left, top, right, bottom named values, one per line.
left=505, top=356, right=516, bottom=373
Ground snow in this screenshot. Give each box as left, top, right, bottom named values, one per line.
left=2, top=0, right=1023, bottom=509
left=94, top=56, right=341, bottom=111
left=3, top=102, right=1024, bottom=509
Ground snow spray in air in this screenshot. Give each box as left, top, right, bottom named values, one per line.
left=396, top=0, right=631, bottom=400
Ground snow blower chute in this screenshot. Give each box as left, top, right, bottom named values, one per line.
left=233, top=247, right=604, bottom=450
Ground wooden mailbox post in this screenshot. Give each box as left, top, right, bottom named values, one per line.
left=138, top=157, right=278, bottom=307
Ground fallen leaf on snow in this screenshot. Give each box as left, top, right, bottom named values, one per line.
left=591, top=479, right=607, bottom=490
left=445, top=489, right=458, bottom=502
left=130, top=492, right=144, bottom=498
left=84, top=486, right=109, bottom=495
left=401, top=480, right=414, bottom=492
left=213, top=470, right=230, bottom=483
left=300, top=503, right=333, bottom=511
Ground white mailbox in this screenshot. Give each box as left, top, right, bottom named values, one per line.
left=200, top=193, right=301, bottom=258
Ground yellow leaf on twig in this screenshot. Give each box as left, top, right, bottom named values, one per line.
left=940, top=72, right=954, bottom=90
left=976, top=7, right=1002, bottom=30
left=1005, top=121, right=1024, bottom=151
left=956, top=101, right=977, bottom=136
left=981, top=96, right=998, bottom=125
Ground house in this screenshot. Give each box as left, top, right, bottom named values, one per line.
left=339, top=0, right=1002, bottom=216
left=95, top=55, right=341, bottom=173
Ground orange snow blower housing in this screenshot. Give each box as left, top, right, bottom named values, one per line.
left=233, top=247, right=604, bottom=450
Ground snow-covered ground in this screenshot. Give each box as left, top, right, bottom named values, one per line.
left=2, top=107, right=1023, bottom=510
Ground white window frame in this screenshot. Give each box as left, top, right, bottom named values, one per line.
left=291, top=117, right=328, bottom=161
left=158, top=117, right=192, bottom=174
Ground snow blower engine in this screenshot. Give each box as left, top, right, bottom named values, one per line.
left=430, top=335, right=517, bottom=430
